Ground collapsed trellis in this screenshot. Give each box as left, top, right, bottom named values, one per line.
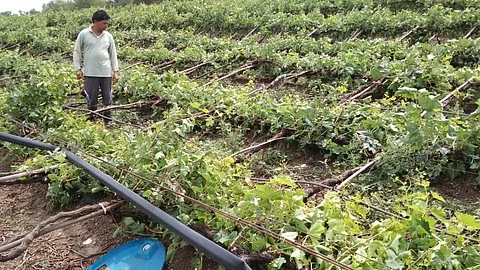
left=2, top=9, right=480, bottom=268
left=3, top=70, right=478, bottom=266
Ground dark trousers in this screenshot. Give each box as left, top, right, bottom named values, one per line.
left=84, top=76, right=112, bottom=122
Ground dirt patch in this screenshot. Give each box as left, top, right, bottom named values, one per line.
left=166, top=245, right=218, bottom=270
left=430, top=172, right=480, bottom=205
left=0, top=182, right=131, bottom=269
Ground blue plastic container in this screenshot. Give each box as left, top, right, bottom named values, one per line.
left=87, top=238, right=166, bottom=270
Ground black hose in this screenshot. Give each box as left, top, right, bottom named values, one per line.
left=0, top=132, right=56, bottom=151
left=0, top=131, right=252, bottom=270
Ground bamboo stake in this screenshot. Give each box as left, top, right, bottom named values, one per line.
left=0, top=164, right=63, bottom=183
left=336, top=157, right=380, bottom=190
left=93, top=100, right=159, bottom=114
left=307, top=27, right=319, bottom=37
left=64, top=105, right=145, bottom=129
left=0, top=177, right=47, bottom=186
left=340, top=78, right=386, bottom=104
left=340, top=84, right=376, bottom=104
left=420, top=77, right=476, bottom=117
left=155, top=63, right=175, bottom=72
left=204, top=60, right=259, bottom=86
left=351, top=29, right=363, bottom=40
left=346, top=29, right=362, bottom=41
left=176, top=62, right=210, bottom=75
left=248, top=70, right=311, bottom=95
left=230, top=135, right=286, bottom=157
left=465, top=25, right=478, bottom=39
left=241, top=25, right=259, bottom=41
left=152, top=60, right=175, bottom=69
left=125, top=61, right=145, bottom=70
left=399, top=26, right=419, bottom=42
left=441, top=77, right=476, bottom=105
left=195, top=58, right=240, bottom=79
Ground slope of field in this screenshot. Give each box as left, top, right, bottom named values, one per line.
left=1, top=0, right=480, bottom=268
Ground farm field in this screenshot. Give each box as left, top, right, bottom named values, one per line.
left=2, top=0, right=480, bottom=269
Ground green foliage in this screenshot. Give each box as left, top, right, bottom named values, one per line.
left=2, top=0, right=480, bottom=268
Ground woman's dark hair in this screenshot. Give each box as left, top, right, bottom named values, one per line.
left=92, top=10, right=110, bottom=23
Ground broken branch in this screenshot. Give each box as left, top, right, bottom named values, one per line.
left=336, top=157, right=380, bottom=190
left=0, top=164, right=63, bottom=183
left=465, top=25, right=478, bottom=39
left=204, top=60, right=259, bottom=86
left=399, top=26, right=419, bottom=42
left=304, top=157, right=380, bottom=199
left=339, top=78, right=386, bottom=104
left=241, top=25, right=259, bottom=41
left=0, top=201, right=121, bottom=261
left=176, top=62, right=211, bottom=75
left=440, top=77, right=475, bottom=106
left=231, top=129, right=289, bottom=161
left=249, top=70, right=312, bottom=95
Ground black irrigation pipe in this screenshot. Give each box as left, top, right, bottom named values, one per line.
left=0, top=131, right=252, bottom=270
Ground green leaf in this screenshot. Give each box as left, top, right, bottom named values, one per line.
left=251, top=237, right=267, bottom=252
left=368, top=241, right=385, bottom=257
left=281, top=231, right=298, bottom=241
left=269, top=257, right=286, bottom=269
left=370, top=67, right=382, bottom=80
left=468, top=100, right=480, bottom=117
left=389, top=124, right=399, bottom=132
left=455, top=212, right=480, bottom=230
left=290, top=249, right=305, bottom=259
left=386, top=258, right=404, bottom=270
left=430, top=191, right=446, bottom=203
left=294, top=208, right=306, bottom=221
left=205, top=117, right=215, bottom=127
left=308, top=220, right=325, bottom=238
left=395, top=87, right=418, bottom=99
left=418, top=93, right=441, bottom=112
left=142, top=189, right=153, bottom=198
left=465, top=247, right=480, bottom=267
left=91, top=187, right=104, bottom=193
left=155, top=151, right=165, bottom=160
left=112, top=227, right=122, bottom=238
left=271, top=174, right=296, bottom=187
left=389, top=234, right=402, bottom=254
left=216, top=230, right=237, bottom=244
left=123, top=217, right=135, bottom=226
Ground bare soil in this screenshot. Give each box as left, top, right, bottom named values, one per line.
left=0, top=182, right=131, bottom=270
left=430, top=172, right=480, bottom=205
